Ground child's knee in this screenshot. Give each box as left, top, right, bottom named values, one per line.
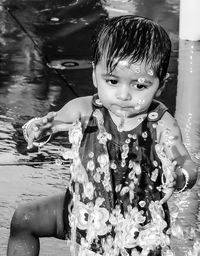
left=10, top=204, right=33, bottom=234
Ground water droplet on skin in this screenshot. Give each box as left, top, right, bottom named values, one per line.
left=134, top=104, right=141, bottom=110
left=117, top=112, right=127, bottom=132
left=132, top=66, right=141, bottom=73
left=138, top=99, right=145, bottom=104
left=147, top=69, right=154, bottom=76
left=138, top=77, right=145, bottom=83
left=50, top=17, right=60, bottom=22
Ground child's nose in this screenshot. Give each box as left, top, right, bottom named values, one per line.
left=116, top=85, right=131, bottom=101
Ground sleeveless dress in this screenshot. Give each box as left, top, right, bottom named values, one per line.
left=63, top=94, right=171, bottom=256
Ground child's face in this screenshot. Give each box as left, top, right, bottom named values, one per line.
left=93, top=58, right=162, bottom=119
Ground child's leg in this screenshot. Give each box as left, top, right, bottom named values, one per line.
left=7, top=192, right=67, bottom=256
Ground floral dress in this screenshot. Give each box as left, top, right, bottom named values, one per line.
left=63, top=94, right=172, bottom=256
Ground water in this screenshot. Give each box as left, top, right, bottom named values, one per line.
left=0, top=0, right=200, bottom=255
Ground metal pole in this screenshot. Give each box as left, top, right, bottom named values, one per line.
left=179, top=0, right=200, bottom=41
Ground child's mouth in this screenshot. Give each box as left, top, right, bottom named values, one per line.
left=116, top=104, right=136, bottom=116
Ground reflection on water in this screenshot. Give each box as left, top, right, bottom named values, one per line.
left=0, top=0, right=199, bottom=255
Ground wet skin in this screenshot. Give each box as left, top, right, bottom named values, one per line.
left=92, top=59, right=163, bottom=130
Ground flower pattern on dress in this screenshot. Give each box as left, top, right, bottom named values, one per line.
left=151, top=168, right=158, bottom=182
left=66, top=99, right=173, bottom=256
left=97, top=154, right=112, bottom=192
left=83, top=182, right=95, bottom=200
left=87, top=160, right=95, bottom=171
left=75, top=199, right=110, bottom=240
left=136, top=202, right=170, bottom=254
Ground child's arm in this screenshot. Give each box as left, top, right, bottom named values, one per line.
left=156, top=112, right=198, bottom=201
left=54, top=96, right=92, bottom=127
left=23, top=96, right=93, bottom=149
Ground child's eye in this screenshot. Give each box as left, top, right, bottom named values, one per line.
left=106, top=79, right=118, bottom=86
left=134, top=83, right=147, bottom=90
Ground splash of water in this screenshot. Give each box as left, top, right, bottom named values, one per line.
left=117, top=114, right=126, bottom=132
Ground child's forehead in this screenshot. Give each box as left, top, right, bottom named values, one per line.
left=105, top=58, right=155, bottom=77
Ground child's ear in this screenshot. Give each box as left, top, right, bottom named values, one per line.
left=92, top=62, right=97, bottom=88
left=155, top=73, right=169, bottom=97
left=155, top=84, right=165, bottom=97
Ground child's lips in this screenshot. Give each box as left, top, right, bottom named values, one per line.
left=114, top=103, right=131, bottom=109
left=117, top=105, right=132, bottom=111
left=121, top=106, right=132, bottom=110
left=111, top=104, right=135, bottom=117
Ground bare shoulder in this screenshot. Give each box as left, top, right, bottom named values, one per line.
left=156, top=111, right=189, bottom=161
left=156, top=111, right=182, bottom=143
left=55, top=96, right=93, bottom=123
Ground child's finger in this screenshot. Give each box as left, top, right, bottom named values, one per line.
left=46, top=112, right=57, bottom=122
left=31, top=119, right=44, bottom=132
left=40, top=112, right=56, bottom=127
left=41, top=117, right=48, bottom=124
left=36, top=122, right=53, bottom=136
left=160, top=187, right=174, bottom=204
left=167, top=180, right=176, bottom=188
left=33, top=124, right=39, bottom=132
left=27, top=131, right=36, bottom=149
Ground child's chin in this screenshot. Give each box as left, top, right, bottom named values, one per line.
left=115, top=109, right=129, bottom=118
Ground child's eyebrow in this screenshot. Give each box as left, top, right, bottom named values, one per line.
left=138, top=79, right=153, bottom=85
left=101, top=73, right=118, bottom=78
left=102, top=73, right=153, bottom=84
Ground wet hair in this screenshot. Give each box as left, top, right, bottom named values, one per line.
left=92, top=15, right=171, bottom=82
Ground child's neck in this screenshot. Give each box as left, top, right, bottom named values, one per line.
left=109, top=111, right=147, bottom=132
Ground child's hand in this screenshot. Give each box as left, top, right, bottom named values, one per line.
left=155, top=142, right=177, bottom=205
left=24, top=112, right=76, bottom=149
left=26, top=112, right=56, bottom=149
left=159, top=162, right=177, bottom=204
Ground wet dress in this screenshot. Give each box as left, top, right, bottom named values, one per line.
left=63, top=94, right=171, bottom=256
